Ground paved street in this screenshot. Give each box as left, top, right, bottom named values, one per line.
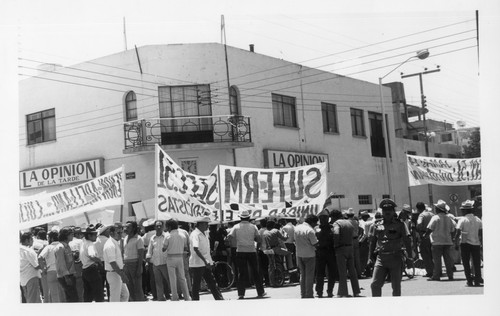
left=196, top=264, right=483, bottom=301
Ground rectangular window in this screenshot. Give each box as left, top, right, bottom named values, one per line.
left=441, top=133, right=452, bottom=142
left=350, top=108, right=365, bottom=136
left=27, top=108, right=56, bottom=145
left=434, top=153, right=443, bottom=158
left=272, top=93, right=297, bottom=127
left=158, top=85, right=213, bottom=144
left=382, top=194, right=390, bottom=199
left=407, top=150, right=417, bottom=155
left=369, top=111, right=385, bottom=157
left=321, top=102, right=338, bottom=133
left=358, top=195, right=373, bottom=205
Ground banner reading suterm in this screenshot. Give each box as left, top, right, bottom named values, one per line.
left=220, top=162, right=327, bottom=219
left=406, top=154, right=481, bottom=186
left=19, top=167, right=124, bottom=230
left=156, top=146, right=219, bottom=222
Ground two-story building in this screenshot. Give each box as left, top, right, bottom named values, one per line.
left=19, top=43, right=472, bottom=222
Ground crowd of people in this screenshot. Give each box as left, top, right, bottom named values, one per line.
left=20, top=196, right=483, bottom=303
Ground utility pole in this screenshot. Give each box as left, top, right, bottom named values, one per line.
left=401, top=68, right=440, bottom=206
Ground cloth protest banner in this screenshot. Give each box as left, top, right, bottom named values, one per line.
left=406, top=154, right=481, bottom=186
left=19, top=166, right=124, bottom=230
left=219, top=162, right=327, bottom=220
left=155, top=145, right=219, bottom=222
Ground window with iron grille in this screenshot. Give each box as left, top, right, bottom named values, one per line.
left=382, top=194, right=390, bottom=199
left=125, top=91, right=137, bottom=121
left=26, top=108, right=56, bottom=145
left=358, top=195, right=372, bottom=205
left=272, top=93, right=297, bottom=127
left=321, top=102, right=339, bottom=133
left=230, top=86, right=240, bottom=115
left=351, top=108, right=365, bottom=136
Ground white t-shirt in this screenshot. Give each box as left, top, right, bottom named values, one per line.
left=189, top=228, right=213, bottom=268
left=20, top=245, right=41, bottom=286
left=103, top=237, right=124, bottom=271
left=457, top=214, right=482, bottom=246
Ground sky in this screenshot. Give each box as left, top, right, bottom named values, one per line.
left=10, top=0, right=497, bottom=129
left=2, top=0, right=500, bottom=314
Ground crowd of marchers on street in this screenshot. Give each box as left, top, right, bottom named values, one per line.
left=19, top=195, right=483, bottom=303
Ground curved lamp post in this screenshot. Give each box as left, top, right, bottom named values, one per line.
left=378, top=49, right=429, bottom=199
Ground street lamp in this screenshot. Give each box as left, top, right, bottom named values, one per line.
left=378, top=49, right=429, bottom=199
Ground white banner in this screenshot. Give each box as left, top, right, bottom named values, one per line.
left=219, top=162, right=327, bottom=219
left=19, top=167, right=124, bottom=230
left=407, top=154, right=481, bottom=186
left=156, top=146, right=219, bottom=222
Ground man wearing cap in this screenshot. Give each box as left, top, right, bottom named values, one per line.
left=314, top=208, right=337, bottom=298
left=331, top=210, right=361, bottom=298
left=424, top=199, right=456, bottom=281
left=189, top=216, right=224, bottom=300
left=416, top=202, right=434, bottom=277
left=54, top=227, right=79, bottom=302
left=369, top=199, right=411, bottom=297
left=103, top=222, right=130, bottom=302
left=455, top=200, right=483, bottom=286
left=80, top=225, right=104, bottom=302
left=146, top=220, right=171, bottom=301
left=163, top=219, right=192, bottom=301
left=227, top=209, right=266, bottom=299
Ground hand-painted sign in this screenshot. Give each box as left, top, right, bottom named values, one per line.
left=406, top=154, right=481, bottom=186
left=155, top=145, right=328, bottom=223
left=19, top=167, right=123, bottom=230
left=156, top=146, right=219, bottom=223
left=19, top=158, right=103, bottom=190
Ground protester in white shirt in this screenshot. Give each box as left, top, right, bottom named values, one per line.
left=103, top=223, right=129, bottom=302
left=20, top=232, right=41, bottom=303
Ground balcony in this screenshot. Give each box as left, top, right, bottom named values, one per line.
left=123, top=115, right=253, bottom=154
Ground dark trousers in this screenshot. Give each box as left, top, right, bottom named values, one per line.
left=359, top=240, right=370, bottom=275
left=236, top=252, right=265, bottom=297
left=335, top=246, right=360, bottom=297
left=190, top=266, right=224, bottom=300
left=315, top=250, right=338, bottom=296
left=97, top=263, right=110, bottom=301
left=419, top=236, right=434, bottom=276
left=258, top=250, right=269, bottom=286
left=58, top=275, right=79, bottom=302
left=82, top=264, right=104, bottom=302
left=460, top=243, right=482, bottom=285
left=371, top=253, right=402, bottom=297
left=229, top=248, right=239, bottom=286
left=431, top=244, right=454, bottom=280
left=123, top=261, right=145, bottom=301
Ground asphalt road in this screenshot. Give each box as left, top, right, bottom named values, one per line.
left=197, top=264, right=484, bottom=301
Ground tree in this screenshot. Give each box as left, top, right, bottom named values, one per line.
left=462, top=129, right=481, bottom=158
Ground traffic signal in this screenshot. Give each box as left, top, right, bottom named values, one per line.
left=421, top=95, right=427, bottom=107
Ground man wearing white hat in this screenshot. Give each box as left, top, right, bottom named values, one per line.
left=424, top=199, right=456, bottom=281
left=227, top=209, right=266, bottom=299
left=189, top=216, right=224, bottom=300
left=454, top=200, right=483, bottom=287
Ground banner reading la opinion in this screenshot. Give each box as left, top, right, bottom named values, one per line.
left=19, top=166, right=124, bottom=230
left=406, top=154, right=481, bottom=186
left=155, top=145, right=328, bottom=223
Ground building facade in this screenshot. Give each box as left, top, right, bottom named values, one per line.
left=19, top=43, right=471, bottom=222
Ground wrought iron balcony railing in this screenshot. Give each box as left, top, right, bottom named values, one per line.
left=124, top=115, right=252, bottom=150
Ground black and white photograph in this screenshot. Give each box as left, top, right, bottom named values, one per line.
left=2, top=0, right=500, bottom=315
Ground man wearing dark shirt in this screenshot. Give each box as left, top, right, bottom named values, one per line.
left=315, top=209, right=338, bottom=298
left=332, top=209, right=361, bottom=298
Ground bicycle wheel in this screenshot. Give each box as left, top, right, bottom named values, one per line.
left=403, top=259, right=415, bottom=279
left=271, top=263, right=285, bottom=287
left=213, top=261, right=234, bottom=290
